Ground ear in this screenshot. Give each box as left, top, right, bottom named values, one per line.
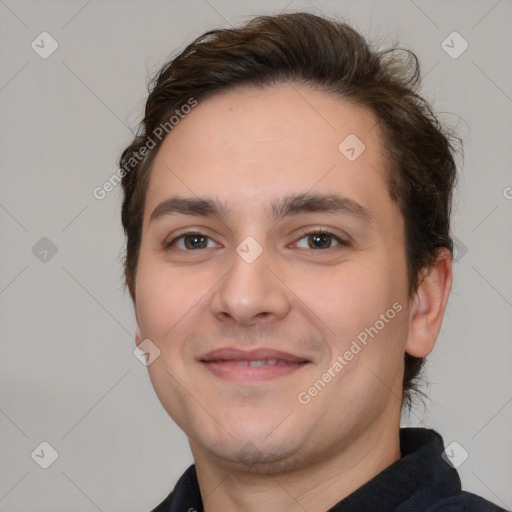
left=135, top=324, right=142, bottom=347
left=406, top=248, right=453, bottom=357
left=135, top=324, right=143, bottom=348
left=134, top=301, right=142, bottom=348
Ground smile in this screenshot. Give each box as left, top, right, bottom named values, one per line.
left=199, top=348, right=311, bottom=382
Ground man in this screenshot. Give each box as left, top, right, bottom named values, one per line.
left=119, top=12, right=506, bottom=512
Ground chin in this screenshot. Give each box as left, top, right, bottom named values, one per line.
left=206, top=439, right=304, bottom=474
left=193, top=420, right=307, bottom=473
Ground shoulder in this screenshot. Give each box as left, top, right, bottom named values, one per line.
left=425, top=491, right=509, bottom=512
left=149, top=464, right=202, bottom=512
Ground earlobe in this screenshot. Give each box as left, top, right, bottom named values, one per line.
left=135, top=324, right=142, bottom=348
left=405, top=248, right=453, bottom=358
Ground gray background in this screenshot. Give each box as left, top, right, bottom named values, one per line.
left=1, top=0, right=511, bottom=510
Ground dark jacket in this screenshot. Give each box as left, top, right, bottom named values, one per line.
left=151, top=428, right=508, bottom=511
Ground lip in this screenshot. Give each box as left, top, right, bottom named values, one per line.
left=199, top=347, right=311, bottom=382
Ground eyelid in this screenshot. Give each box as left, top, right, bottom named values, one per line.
left=164, top=226, right=351, bottom=250
left=164, top=229, right=220, bottom=249
left=291, top=227, right=350, bottom=247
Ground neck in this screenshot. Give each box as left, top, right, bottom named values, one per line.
left=191, top=420, right=401, bottom=512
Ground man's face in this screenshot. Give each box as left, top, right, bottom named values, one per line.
left=134, top=83, right=412, bottom=470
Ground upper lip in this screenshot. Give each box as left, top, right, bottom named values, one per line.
left=199, top=348, right=310, bottom=363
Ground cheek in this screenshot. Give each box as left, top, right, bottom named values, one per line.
left=135, top=257, right=209, bottom=341
left=291, top=258, right=409, bottom=379
left=294, top=262, right=394, bottom=332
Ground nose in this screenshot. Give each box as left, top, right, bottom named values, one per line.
left=210, top=242, right=291, bottom=327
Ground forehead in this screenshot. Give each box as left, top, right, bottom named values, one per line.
left=144, top=83, right=394, bottom=223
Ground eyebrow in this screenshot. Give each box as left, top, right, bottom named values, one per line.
left=149, top=193, right=372, bottom=225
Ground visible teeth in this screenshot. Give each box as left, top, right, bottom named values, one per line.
left=215, top=359, right=297, bottom=366
left=249, top=360, right=266, bottom=367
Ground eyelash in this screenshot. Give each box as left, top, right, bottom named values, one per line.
left=164, top=229, right=349, bottom=251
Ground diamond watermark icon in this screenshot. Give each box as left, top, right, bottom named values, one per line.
left=452, top=236, right=468, bottom=263
left=31, top=441, right=59, bottom=469
left=237, top=441, right=263, bottom=464
left=338, top=134, right=366, bottom=161
left=442, top=441, right=469, bottom=469
left=134, top=339, right=161, bottom=366
left=31, top=31, right=59, bottom=59
left=441, top=32, right=468, bottom=59
left=32, top=237, right=58, bottom=263
left=236, top=236, right=263, bottom=264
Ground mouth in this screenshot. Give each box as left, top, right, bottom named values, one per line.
left=199, top=348, right=311, bottom=382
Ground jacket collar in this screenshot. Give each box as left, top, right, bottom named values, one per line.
left=330, top=428, right=461, bottom=511
left=161, top=428, right=461, bottom=512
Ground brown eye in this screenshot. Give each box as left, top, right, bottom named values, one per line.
left=295, top=231, right=347, bottom=250
left=308, top=233, right=333, bottom=249
left=183, top=234, right=208, bottom=249
left=166, top=232, right=218, bottom=250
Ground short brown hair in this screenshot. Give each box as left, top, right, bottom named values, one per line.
left=119, top=12, right=459, bottom=407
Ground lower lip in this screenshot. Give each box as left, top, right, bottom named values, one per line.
left=201, top=361, right=309, bottom=382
